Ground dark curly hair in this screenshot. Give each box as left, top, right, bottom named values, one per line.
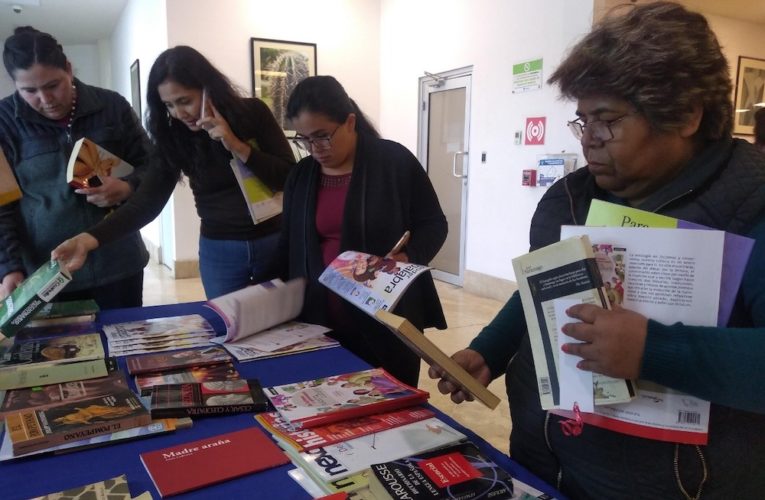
left=548, top=2, right=732, bottom=142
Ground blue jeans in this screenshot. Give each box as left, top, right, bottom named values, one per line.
left=198, top=233, right=279, bottom=299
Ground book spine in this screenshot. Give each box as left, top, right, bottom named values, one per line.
left=294, top=394, right=428, bottom=430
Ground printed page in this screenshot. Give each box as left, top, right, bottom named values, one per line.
left=213, top=321, right=337, bottom=362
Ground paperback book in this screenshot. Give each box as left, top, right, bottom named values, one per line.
left=140, top=426, right=289, bottom=497
left=256, top=406, right=436, bottom=452
left=126, top=346, right=231, bottom=375
left=135, top=362, right=240, bottom=396
left=264, top=368, right=429, bottom=430
left=104, top=315, right=217, bottom=356
left=283, top=417, right=467, bottom=483
left=0, top=260, right=71, bottom=338
left=319, top=250, right=431, bottom=316
left=5, top=388, right=150, bottom=455
left=13, top=322, right=99, bottom=342
left=26, top=299, right=99, bottom=327
left=66, top=137, right=134, bottom=189
left=0, top=147, right=21, bottom=206
left=0, top=357, right=116, bottom=391
left=29, top=474, right=133, bottom=500
left=230, top=156, right=283, bottom=224
left=149, top=379, right=269, bottom=419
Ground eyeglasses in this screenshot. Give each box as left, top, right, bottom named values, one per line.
left=567, top=113, right=636, bottom=142
left=293, top=125, right=341, bottom=152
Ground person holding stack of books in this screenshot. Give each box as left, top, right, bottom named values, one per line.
left=0, top=27, right=152, bottom=308
left=275, top=76, right=448, bottom=388
left=53, top=46, right=295, bottom=299
left=432, top=2, right=765, bottom=498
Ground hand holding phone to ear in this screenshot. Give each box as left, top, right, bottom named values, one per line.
left=195, top=92, right=251, bottom=162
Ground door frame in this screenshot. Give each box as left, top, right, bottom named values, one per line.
left=417, top=66, right=472, bottom=286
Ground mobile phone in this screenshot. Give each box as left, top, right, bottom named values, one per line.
left=200, top=88, right=208, bottom=118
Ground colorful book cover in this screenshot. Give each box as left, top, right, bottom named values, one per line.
left=368, top=441, right=516, bottom=500
left=66, top=137, right=134, bottom=189
left=126, top=346, right=231, bottom=375
left=150, top=379, right=269, bottom=419
left=140, top=426, right=289, bottom=497
left=6, top=389, right=151, bottom=455
left=585, top=198, right=754, bottom=326
left=265, top=368, right=429, bottom=430
left=319, top=251, right=431, bottom=316
left=256, top=406, right=436, bottom=452
left=230, top=157, right=283, bottom=224
left=0, top=333, right=104, bottom=369
left=0, top=260, right=72, bottom=338
left=135, top=362, right=240, bottom=396
left=28, top=474, right=132, bottom=500
left=284, top=417, right=467, bottom=483
left=0, top=357, right=116, bottom=391
left=12, top=322, right=98, bottom=342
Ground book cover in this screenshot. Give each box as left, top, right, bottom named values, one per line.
left=512, top=236, right=634, bottom=410
left=135, top=362, right=240, bottom=396
left=0, top=333, right=104, bottom=369
left=319, top=251, right=431, bottom=316
left=0, top=370, right=129, bottom=417
left=585, top=198, right=754, bottom=327
left=265, top=368, right=429, bottom=430
left=230, top=157, right=283, bottom=224
left=26, top=299, right=99, bottom=327
left=140, top=426, right=289, bottom=497
left=149, top=379, right=269, bottom=419
left=285, top=417, right=467, bottom=483
left=6, top=389, right=150, bottom=455
left=256, top=406, right=436, bottom=452
left=375, top=310, right=501, bottom=410
left=0, top=260, right=72, bottom=338
left=369, top=441, right=516, bottom=500
left=288, top=467, right=374, bottom=498
left=13, top=321, right=98, bottom=342
left=0, top=148, right=21, bottom=206
left=0, top=357, right=116, bottom=391
left=29, top=474, right=132, bottom=500
left=126, top=346, right=231, bottom=375
left=66, top=137, right=135, bottom=189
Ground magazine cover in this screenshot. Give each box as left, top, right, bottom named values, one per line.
left=318, top=251, right=431, bottom=316
left=265, top=368, right=429, bottom=430
left=104, top=315, right=217, bottom=356
left=230, top=157, right=283, bottom=224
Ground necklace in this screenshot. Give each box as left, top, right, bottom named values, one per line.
left=65, top=83, right=77, bottom=143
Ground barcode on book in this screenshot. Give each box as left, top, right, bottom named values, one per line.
left=539, top=377, right=551, bottom=395
left=677, top=411, right=701, bottom=425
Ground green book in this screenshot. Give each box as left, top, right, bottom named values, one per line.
left=0, top=260, right=72, bottom=338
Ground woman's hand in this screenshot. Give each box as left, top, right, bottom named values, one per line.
left=196, top=100, right=251, bottom=163
left=428, top=349, right=491, bottom=404
left=561, top=303, right=648, bottom=380
left=74, top=176, right=132, bottom=207
left=51, top=233, right=100, bottom=273
left=0, top=271, right=25, bottom=300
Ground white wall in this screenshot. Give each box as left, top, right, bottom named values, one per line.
left=380, top=0, right=592, bottom=282
left=65, top=44, right=102, bottom=87
left=0, top=72, right=14, bottom=98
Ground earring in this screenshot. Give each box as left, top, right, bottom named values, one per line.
left=167, top=112, right=173, bottom=127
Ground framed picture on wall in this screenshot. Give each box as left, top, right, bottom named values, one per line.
left=129, top=59, right=141, bottom=120
left=250, top=37, right=317, bottom=131
left=733, top=56, right=765, bottom=135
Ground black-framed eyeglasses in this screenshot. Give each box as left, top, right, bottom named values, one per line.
left=567, top=113, right=637, bottom=142
left=292, top=125, right=341, bottom=152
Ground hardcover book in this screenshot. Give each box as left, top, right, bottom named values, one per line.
left=283, top=417, right=467, bottom=483
left=126, top=346, right=231, bottom=375
left=105, top=315, right=218, bottom=356
left=140, top=426, right=289, bottom=497
left=368, top=441, right=517, bottom=500
left=0, top=260, right=72, bottom=338
left=5, top=389, right=150, bottom=455
left=149, top=379, right=269, bottom=419
left=0, top=148, right=21, bottom=207
left=375, top=310, right=501, bottom=410
left=512, top=236, right=634, bottom=410
left=264, top=368, right=429, bottom=430
left=256, top=406, right=436, bottom=452
left=135, top=362, right=240, bottom=396
left=66, top=137, right=134, bottom=189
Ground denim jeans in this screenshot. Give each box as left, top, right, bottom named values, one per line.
left=198, top=233, right=279, bottom=299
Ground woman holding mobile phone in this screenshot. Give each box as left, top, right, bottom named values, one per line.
left=53, top=46, right=295, bottom=299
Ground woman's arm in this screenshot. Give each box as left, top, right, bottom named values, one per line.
left=241, top=99, right=296, bottom=190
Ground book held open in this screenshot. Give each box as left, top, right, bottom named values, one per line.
left=66, top=138, right=134, bottom=189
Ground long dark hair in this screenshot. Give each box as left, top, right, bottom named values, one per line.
left=146, top=46, right=255, bottom=178
left=286, top=75, right=379, bottom=138
left=3, top=26, right=67, bottom=78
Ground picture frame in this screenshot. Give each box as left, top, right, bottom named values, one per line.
left=733, top=56, right=765, bottom=135
left=129, top=59, right=141, bottom=120
left=250, top=37, right=317, bottom=131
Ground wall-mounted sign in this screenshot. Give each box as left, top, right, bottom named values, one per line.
left=512, top=58, right=543, bottom=93
left=525, top=117, right=546, bottom=145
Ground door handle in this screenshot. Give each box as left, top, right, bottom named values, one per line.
left=452, top=151, right=468, bottom=178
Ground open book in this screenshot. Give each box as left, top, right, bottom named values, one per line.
left=230, top=158, right=283, bottom=224
left=66, top=138, right=134, bottom=189
left=206, top=278, right=338, bottom=361
left=0, top=148, right=21, bottom=207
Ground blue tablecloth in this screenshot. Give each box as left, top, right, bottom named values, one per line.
left=0, top=302, right=562, bottom=499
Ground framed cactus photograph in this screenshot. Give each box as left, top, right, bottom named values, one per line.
left=250, top=38, right=317, bottom=131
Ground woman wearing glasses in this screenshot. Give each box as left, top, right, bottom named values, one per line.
left=53, top=46, right=295, bottom=299
left=276, top=75, right=447, bottom=387
left=432, top=2, right=765, bottom=498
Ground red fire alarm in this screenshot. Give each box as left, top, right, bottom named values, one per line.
left=522, top=169, right=537, bottom=186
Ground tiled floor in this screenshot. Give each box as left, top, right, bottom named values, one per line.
left=143, top=262, right=511, bottom=452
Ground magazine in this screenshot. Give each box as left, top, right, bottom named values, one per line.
left=230, top=157, right=283, bottom=224
left=103, top=314, right=217, bottom=356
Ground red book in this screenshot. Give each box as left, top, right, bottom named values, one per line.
left=140, top=426, right=289, bottom=497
